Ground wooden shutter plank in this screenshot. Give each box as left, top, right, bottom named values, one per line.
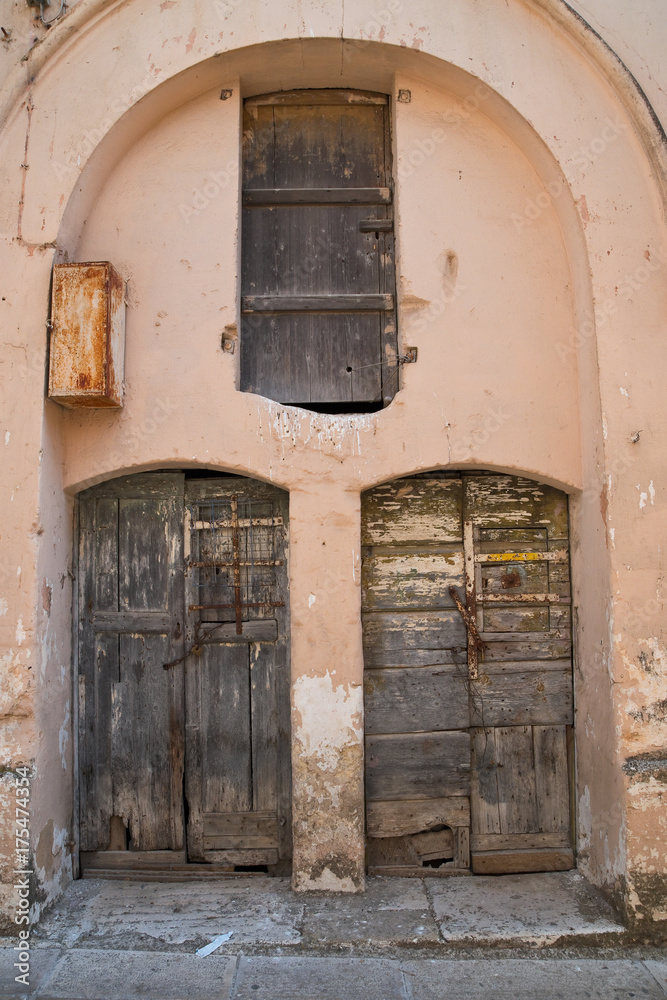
left=242, top=294, right=394, bottom=312
left=246, top=89, right=388, bottom=107
left=244, top=187, right=391, bottom=205
left=272, top=104, right=386, bottom=188
left=365, top=732, right=471, bottom=800
left=364, top=666, right=469, bottom=734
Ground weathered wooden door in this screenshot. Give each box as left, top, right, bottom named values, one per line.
left=241, top=90, right=397, bottom=410
left=78, top=474, right=186, bottom=862
left=77, top=474, right=291, bottom=874
left=362, top=474, right=574, bottom=875
left=183, top=479, right=291, bottom=870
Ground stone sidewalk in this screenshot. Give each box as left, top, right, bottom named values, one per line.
left=1, top=872, right=666, bottom=999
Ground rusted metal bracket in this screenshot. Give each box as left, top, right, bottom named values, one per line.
left=449, top=585, right=486, bottom=682
left=230, top=496, right=243, bottom=635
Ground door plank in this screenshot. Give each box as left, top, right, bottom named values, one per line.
left=495, top=726, right=538, bottom=835
left=471, top=831, right=570, bottom=851
left=200, top=643, right=252, bottom=814
left=366, top=797, right=470, bottom=838
left=534, top=725, right=571, bottom=833
left=472, top=848, right=574, bottom=874
left=362, top=550, right=464, bottom=610
left=364, top=666, right=469, bottom=734
left=469, top=665, right=573, bottom=727
left=361, top=479, right=463, bottom=545
left=365, top=732, right=471, bottom=800
left=470, top=728, right=501, bottom=835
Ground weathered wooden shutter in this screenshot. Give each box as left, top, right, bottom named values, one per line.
left=78, top=474, right=185, bottom=857
left=241, top=90, right=397, bottom=410
left=361, top=474, right=574, bottom=876
left=183, top=479, right=291, bottom=870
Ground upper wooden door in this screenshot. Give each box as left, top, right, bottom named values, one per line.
left=361, top=474, right=574, bottom=876
left=77, top=474, right=291, bottom=874
left=241, top=90, right=397, bottom=410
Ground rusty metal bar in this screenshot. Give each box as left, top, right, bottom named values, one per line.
left=188, top=560, right=284, bottom=568
left=194, top=517, right=282, bottom=529
left=449, top=584, right=485, bottom=682
left=480, top=593, right=562, bottom=604
left=474, top=551, right=567, bottom=563
left=230, top=496, right=243, bottom=635
left=188, top=601, right=285, bottom=612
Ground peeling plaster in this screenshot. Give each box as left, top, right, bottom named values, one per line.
left=293, top=672, right=363, bottom=772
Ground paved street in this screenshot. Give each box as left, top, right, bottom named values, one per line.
left=1, top=873, right=665, bottom=999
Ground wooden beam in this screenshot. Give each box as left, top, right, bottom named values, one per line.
left=243, top=187, right=391, bottom=206
left=242, top=294, right=395, bottom=313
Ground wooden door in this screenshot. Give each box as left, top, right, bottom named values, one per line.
left=183, top=479, right=291, bottom=871
left=361, top=474, right=574, bottom=876
left=241, top=90, right=397, bottom=410
left=77, top=473, right=291, bottom=874
left=78, top=474, right=185, bottom=865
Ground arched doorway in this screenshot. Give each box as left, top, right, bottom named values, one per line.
left=361, top=473, right=574, bottom=876
left=76, top=472, right=291, bottom=875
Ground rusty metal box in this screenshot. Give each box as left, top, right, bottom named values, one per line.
left=48, top=262, right=125, bottom=408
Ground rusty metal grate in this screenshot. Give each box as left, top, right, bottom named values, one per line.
left=187, top=495, right=284, bottom=634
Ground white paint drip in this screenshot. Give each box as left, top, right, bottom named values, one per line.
left=59, top=700, right=70, bottom=769
left=4, top=431, right=9, bottom=446
left=0, top=599, right=7, bottom=616
left=620, top=386, right=628, bottom=397
left=609, top=527, right=615, bottom=547
left=639, top=491, right=647, bottom=509
left=649, top=481, right=655, bottom=505
left=308, top=593, right=316, bottom=608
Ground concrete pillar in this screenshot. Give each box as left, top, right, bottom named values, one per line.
left=288, top=487, right=365, bottom=892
